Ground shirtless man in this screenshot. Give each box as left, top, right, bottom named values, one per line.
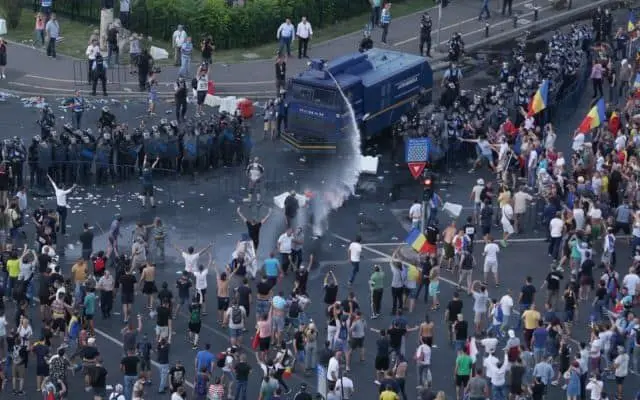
left=440, top=221, right=457, bottom=270
left=216, top=267, right=236, bottom=324
left=418, top=315, right=435, bottom=348
left=139, top=263, right=157, bottom=310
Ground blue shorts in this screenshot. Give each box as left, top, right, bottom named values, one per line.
left=333, top=338, right=346, bottom=352
left=229, top=328, right=243, bottom=338
left=256, top=299, right=270, bottom=318
left=272, top=315, right=285, bottom=332
left=407, top=288, right=418, bottom=299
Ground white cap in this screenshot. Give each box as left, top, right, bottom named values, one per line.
left=622, top=59, right=628, bottom=65
left=88, top=337, right=96, bottom=345
left=508, top=329, right=515, bottom=338
left=477, top=178, right=485, bottom=185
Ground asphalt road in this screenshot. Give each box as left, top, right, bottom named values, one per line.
left=1, top=6, right=639, bottom=399
left=0, top=0, right=609, bottom=98
left=1, top=63, right=638, bottom=400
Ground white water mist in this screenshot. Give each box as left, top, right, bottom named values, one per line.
left=306, top=71, right=364, bottom=237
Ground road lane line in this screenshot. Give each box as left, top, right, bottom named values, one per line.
left=392, top=0, right=534, bottom=46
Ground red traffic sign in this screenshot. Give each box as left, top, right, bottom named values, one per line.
left=408, top=162, right=426, bottom=179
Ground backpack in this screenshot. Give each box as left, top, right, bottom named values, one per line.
left=190, top=306, right=201, bottom=324
left=94, top=258, right=105, bottom=275
left=495, top=305, right=504, bottom=323
left=231, top=306, right=242, bottom=325
left=12, top=345, right=22, bottom=365
left=216, top=353, right=226, bottom=368
left=606, top=274, right=619, bottom=298
left=288, top=300, right=300, bottom=319
left=338, top=320, right=348, bottom=341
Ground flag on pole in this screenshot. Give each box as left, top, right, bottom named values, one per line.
left=577, top=98, right=606, bottom=133
left=405, top=228, right=428, bottom=253
left=628, top=11, right=637, bottom=33
left=608, top=111, right=620, bottom=135
left=527, top=79, right=549, bottom=116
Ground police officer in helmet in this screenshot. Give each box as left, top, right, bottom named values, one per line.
left=91, top=53, right=108, bottom=97
left=419, top=13, right=432, bottom=57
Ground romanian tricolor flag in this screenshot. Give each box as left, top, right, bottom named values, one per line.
left=405, top=228, right=428, bottom=253
left=609, top=111, right=621, bottom=135
left=629, top=11, right=637, bottom=33
left=577, top=98, right=606, bottom=134
left=527, top=79, right=549, bottom=117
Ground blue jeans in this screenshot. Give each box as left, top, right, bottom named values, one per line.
left=492, top=384, right=506, bottom=400
left=278, top=37, right=292, bottom=56
left=590, top=299, right=606, bottom=322
left=179, top=55, right=191, bottom=77
left=158, top=363, right=169, bottom=392
left=234, top=380, right=248, bottom=400
left=427, top=207, right=438, bottom=226
left=349, top=261, right=360, bottom=284
left=479, top=0, right=490, bottom=19
left=533, top=347, right=545, bottom=363
left=124, top=375, right=137, bottom=400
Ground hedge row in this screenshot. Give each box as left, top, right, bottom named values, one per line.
left=25, top=0, right=398, bottom=50
left=129, top=0, right=379, bottom=49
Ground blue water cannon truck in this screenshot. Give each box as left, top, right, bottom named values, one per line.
left=281, top=48, right=433, bottom=153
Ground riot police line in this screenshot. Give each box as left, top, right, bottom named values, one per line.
left=17, top=103, right=254, bottom=192
left=393, top=24, right=594, bottom=168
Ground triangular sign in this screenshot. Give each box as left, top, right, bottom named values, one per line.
left=408, top=162, right=426, bottom=179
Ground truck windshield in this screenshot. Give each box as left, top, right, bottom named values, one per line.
left=290, top=84, right=338, bottom=108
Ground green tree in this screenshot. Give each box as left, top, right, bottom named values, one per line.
left=0, top=0, right=23, bottom=29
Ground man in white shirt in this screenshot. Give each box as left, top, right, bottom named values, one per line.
left=585, top=375, right=603, bottom=400
left=277, top=229, right=294, bottom=274
left=573, top=203, right=586, bottom=231
left=193, top=264, right=209, bottom=315
left=409, top=200, right=423, bottom=230
left=347, top=236, right=362, bottom=286
left=499, top=290, right=514, bottom=330
left=483, top=236, right=500, bottom=286
left=527, top=147, right=538, bottom=188
left=572, top=132, right=585, bottom=152
left=469, top=178, right=484, bottom=225
left=548, top=212, right=564, bottom=261
left=296, top=17, right=313, bottom=59
left=172, top=25, right=187, bottom=66
left=334, top=375, right=354, bottom=399
left=623, top=267, right=640, bottom=296
left=512, top=187, right=533, bottom=233
left=174, top=243, right=213, bottom=274
left=276, top=18, right=295, bottom=57
left=327, top=352, right=342, bottom=384
left=85, top=39, right=101, bottom=84
left=47, top=174, right=76, bottom=236
left=15, top=187, right=27, bottom=214
left=500, top=202, right=514, bottom=247
left=414, top=339, right=431, bottom=387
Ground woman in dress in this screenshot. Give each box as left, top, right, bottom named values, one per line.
left=564, top=361, right=581, bottom=400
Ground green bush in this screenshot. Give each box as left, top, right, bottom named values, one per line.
left=131, top=0, right=374, bottom=50
left=1, top=0, right=23, bottom=29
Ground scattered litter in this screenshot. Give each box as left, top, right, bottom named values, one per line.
left=21, top=96, right=47, bottom=108
left=391, top=236, right=399, bottom=241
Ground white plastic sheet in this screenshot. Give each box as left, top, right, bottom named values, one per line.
left=149, top=46, right=169, bottom=60
left=442, top=202, right=463, bottom=219
left=359, top=155, right=379, bottom=175
left=273, top=192, right=308, bottom=209
left=0, top=19, right=7, bottom=35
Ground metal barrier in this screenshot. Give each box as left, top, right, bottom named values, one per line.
left=72, top=61, right=127, bottom=87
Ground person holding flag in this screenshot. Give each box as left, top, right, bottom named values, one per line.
left=527, top=79, right=549, bottom=127
left=577, top=97, right=607, bottom=134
